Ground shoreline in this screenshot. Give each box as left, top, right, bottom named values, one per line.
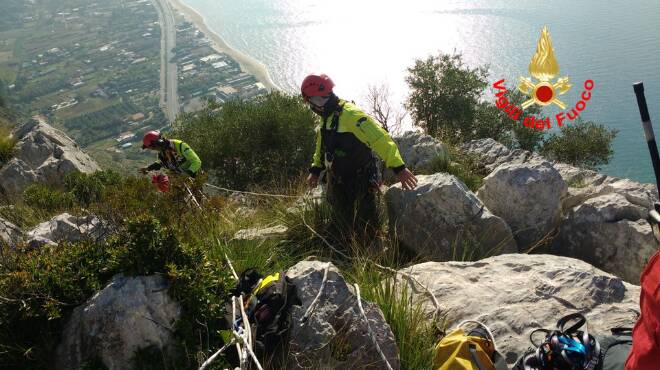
left=166, top=0, right=280, bottom=91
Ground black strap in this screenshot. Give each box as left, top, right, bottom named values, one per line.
left=469, top=343, right=489, bottom=370
left=320, top=102, right=344, bottom=164
left=556, top=313, right=587, bottom=334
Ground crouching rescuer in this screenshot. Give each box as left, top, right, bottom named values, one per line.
left=302, top=73, right=418, bottom=237
left=139, top=131, right=201, bottom=191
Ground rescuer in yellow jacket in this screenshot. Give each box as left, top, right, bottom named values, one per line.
left=139, top=130, right=201, bottom=177
left=301, top=73, right=417, bottom=237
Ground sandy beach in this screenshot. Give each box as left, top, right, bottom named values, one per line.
left=167, top=0, right=279, bottom=91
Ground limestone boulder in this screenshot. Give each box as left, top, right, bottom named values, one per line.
left=392, top=131, right=449, bottom=172
left=461, top=138, right=544, bottom=173
left=233, top=224, right=289, bottom=241
left=286, top=260, right=400, bottom=369
left=0, top=119, right=99, bottom=196
left=55, top=274, right=181, bottom=370
left=0, top=217, right=23, bottom=247
left=477, top=161, right=567, bottom=249
left=553, top=193, right=657, bottom=283
left=25, top=213, right=108, bottom=248
left=397, top=254, right=640, bottom=363
left=385, top=173, right=517, bottom=260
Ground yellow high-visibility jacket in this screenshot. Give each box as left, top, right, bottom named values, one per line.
left=310, top=100, right=405, bottom=178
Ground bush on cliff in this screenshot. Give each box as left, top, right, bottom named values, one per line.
left=173, top=92, right=317, bottom=190
left=406, top=52, right=616, bottom=167
left=0, top=211, right=233, bottom=368
left=541, top=119, right=618, bottom=170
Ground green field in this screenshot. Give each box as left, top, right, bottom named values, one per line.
left=0, top=0, right=167, bottom=170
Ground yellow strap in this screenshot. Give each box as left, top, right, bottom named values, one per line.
left=254, top=272, right=280, bottom=295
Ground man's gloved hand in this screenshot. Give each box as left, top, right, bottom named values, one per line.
left=138, top=167, right=148, bottom=175
left=397, top=168, right=418, bottom=190
left=307, top=173, right=319, bottom=188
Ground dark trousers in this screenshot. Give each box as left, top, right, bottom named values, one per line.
left=326, top=173, right=380, bottom=242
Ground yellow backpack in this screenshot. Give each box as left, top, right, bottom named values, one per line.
left=434, top=320, right=509, bottom=370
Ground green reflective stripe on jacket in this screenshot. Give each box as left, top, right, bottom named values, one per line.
left=310, top=101, right=405, bottom=170
left=170, top=139, right=202, bottom=174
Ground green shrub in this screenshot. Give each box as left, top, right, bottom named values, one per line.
left=0, top=212, right=233, bottom=369
left=0, top=123, right=15, bottom=166
left=425, top=146, right=489, bottom=192
left=540, top=119, right=618, bottom=170
left=173, top=92, right=317, bottom=190
left=0, top=240, right=114, bottom=367
left=23, top=184, right=75, bottom=211
left=64, top=170, right=121, bottom=207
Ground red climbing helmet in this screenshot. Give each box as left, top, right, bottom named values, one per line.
left=142, top=131, right=161, bottom=149
left=301, top=74, right=334, bottom=102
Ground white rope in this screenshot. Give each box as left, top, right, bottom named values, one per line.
left=354, top=284, right=394, bottom=370
left=184, top=183, right=202, bottom=210
left=457, top=320, right=498, bottom=352
left=300, top=215, right=350, bottom=259
left=232, top=297, right=245, bottom=367
left=204, top=183, right=297, bottom=199
left=215, top=237, right=238, bottom=280
left=199, top=339, right=236, bottom=370
left=239, top=294, right=252, bottom=359
left=231, top=330, right=264, bottom=370
left=300, top=262, right=331, bottom=324
left=372, top=262, right=441, bottom=319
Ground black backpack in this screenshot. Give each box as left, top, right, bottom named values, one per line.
left=595, top=328, right=632, bottom=370
left=513, top=314, right=632, bottom=370
left=222, top=268, right=301, bottom=368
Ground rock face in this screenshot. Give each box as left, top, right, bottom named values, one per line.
left=553, top=193, right=657, bottom=283
left=0, top=119, right=99, bottom=196
left=233, top=224, right=289, bottom=241
left=398, top=254, right=640, bottom=364
left=0, top=217, right=22, bottom=247
left=385, top=173, right=517, bottom=260
left=463, top=138, right=657, bottom=213
left=56, top=274, right=181, bottom=370
left=477, top=161, right=567, bottom=249
left=462, top=138, right=545, bottom=173
left=463, top=138, right=658, bottom=280
left=25, top=213, right=107, bottom=248
left=392, top=131, right=449, bottom=172
left=286, top=261, right=400, bottom=369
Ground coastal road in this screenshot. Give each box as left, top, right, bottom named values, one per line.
left=153, top=0, right=179, bottom=123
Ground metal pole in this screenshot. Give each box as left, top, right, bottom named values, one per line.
left=634, top=82, right=660, bottom=192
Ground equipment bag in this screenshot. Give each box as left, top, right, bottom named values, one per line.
left=596, top=328, right=632, bottom=370
left=434, top=320, right=508, bottom=370
left=221, top=268, right=301, bottom=368
left=513, top=313, right=602, bottom=370
left=625, top=252, right=660, bottom=370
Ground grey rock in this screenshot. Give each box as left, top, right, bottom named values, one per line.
left=56, top=274, right=181, bottom=370
left=477, top=161, right=567, bottom=249
left=233, top=224, right=289, bottom=241
left=385, top=173, right=517, bottom=260
left=397, top=254, right=640, bottom=364
left=462, top=138, right=545, bottom=172
left=26, top=213, right=108, bottom=247
left=553, top=193, right=657, bottom=283
left=286, top=261, right=400, bottom=370
left=0, top=217, right=23, bottom=247
left=0, top=119, right=99, bottom=196
left=392, top=131, right=449, bottom=172
left=462, top=138, right=657, bottom=213
left=287, top=186, right=324, bottom=215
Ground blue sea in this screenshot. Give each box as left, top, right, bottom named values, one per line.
left=182, top=0, right=660, bottom=183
